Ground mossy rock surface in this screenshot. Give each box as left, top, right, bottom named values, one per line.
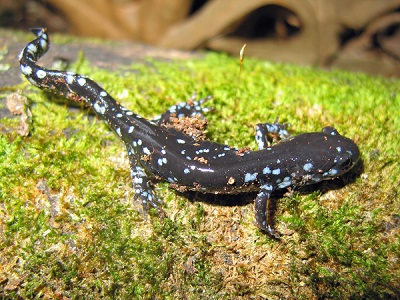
left=0, top=29, right=399, bottom=299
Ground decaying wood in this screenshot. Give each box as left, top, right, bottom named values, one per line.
left=47, top=0, right=191, bottom=40
left=333, top=12, right=400, bottom=76
left=45, top=0, right=400, bottom=76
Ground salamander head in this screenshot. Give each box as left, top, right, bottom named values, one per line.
left=283, top=126, right=360, bottom=185
left=308, top=126, right=360, bottom=183
left=321, top=126, right=359, bottom=176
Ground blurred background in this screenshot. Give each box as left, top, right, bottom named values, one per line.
left=1, top=0, right=400, bottom=76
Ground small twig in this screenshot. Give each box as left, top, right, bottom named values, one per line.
left=234, top=44, right=246, bottom=109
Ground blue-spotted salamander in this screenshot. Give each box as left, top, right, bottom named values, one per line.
left=19, top=28, right=360, bottom=237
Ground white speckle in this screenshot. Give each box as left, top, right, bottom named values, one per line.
left=93, top=102, right=105, bottom=114
left=217, top=153, right=226, bottom=158
left=162, top=157, right=167, bottom=164
left=244, top=172, right=258, bottom=183
left=116, top=127, right=122, bottom=136
left=100, top=91, right=107, bottom=97
left=126, top=111, right=133, bottom=115
left=20, top=64, right=32, bottom=76
left=137, top=139, right=142, bottom=146
left=197, top=167, right=214, bottom=173
left=272, top=168, right=281, bottom=175
left=27, top=44, right=37, bottom=54
left=128, top=126, right=134, bottom=133
left=157, top=158, right=163, bottom=166
left=278, top=181, right=291, bottom=189
left=77, top=77, right=86, bottom=86
left=263, top=184, right=274, bottom=191
left=196, top=149, right=209, bottom=154
left=186, top=156, right=192, bottom=160
left=177, top=139, right=185, bottom=144
left=184, top=168, right=190, bottom=174
left=303, top=163, right=313, bottom=171
left=336, top=147, right=342, bottom=153
left=161, top=149, right=166, bottom=155
left=278, top=176, right=292, bottom=189
left=329, top=169, right=338, bottom=176
left=257, top=141, right=265, bottom=150
left=276, top=159, right=281, bottom=164
left=133, top=177, right=143, bottom=184
left=36, top=69, right=46, bottom=79
left=263, top=166, right=271, bottom=174
left=40, top=38, right=47, bottom=49
left=116, top=113, right=123, bottom=118
left=143, top=147, right=151, bottom=155
left=66, top=75, right=74, bottom=84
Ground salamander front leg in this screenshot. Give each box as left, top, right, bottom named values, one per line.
left=254, top=120, right=290, bottom=150
left=152, top=94, right=213, bottom=125
left=127, top=147, right=163, bottom=215
left=255, top=183, right=279, bottom=238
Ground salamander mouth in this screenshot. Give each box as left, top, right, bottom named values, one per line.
left=339, top=155, right=353, bottom=171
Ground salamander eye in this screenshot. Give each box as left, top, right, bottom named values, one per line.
left=323, top=126, right=339, bottom=136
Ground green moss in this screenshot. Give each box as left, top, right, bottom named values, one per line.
left=1, top=36, right=399, bottom=298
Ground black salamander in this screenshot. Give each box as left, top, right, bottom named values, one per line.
left=19, top=28, right=360, bottom=237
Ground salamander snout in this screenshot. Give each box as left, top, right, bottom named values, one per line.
left=328, top=138, right=360, bottom=178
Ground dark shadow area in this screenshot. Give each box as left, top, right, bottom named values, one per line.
left=189, top=0, right=209, bottom=16
left=227, top=5, right=302, bottom=39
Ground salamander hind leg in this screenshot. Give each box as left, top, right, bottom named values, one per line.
left=153, top=94, right=213, bottom=125
left=254, top=183, right=280, bottom=238
left=254, top=120, right=291, bottom=150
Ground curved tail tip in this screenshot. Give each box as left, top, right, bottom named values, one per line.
left=30, top=28, right=47, bottom=37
